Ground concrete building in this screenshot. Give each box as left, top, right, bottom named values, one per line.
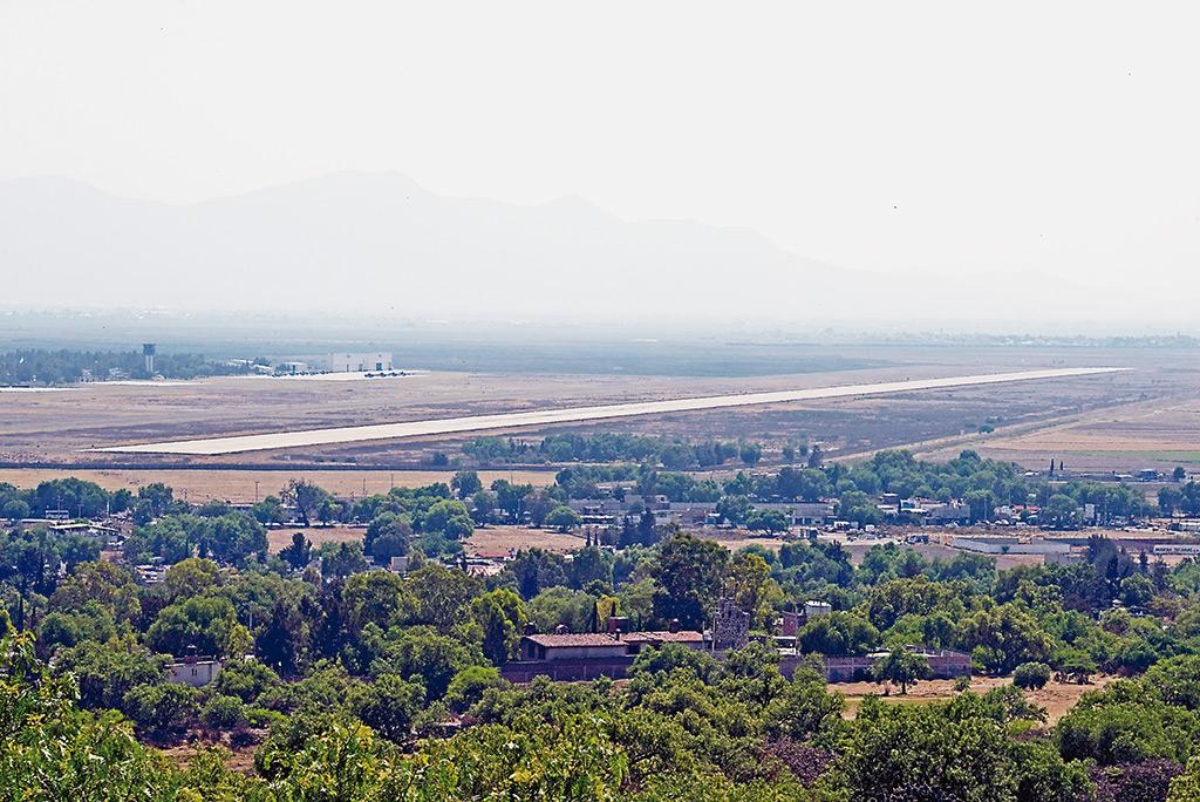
left=166, top=654, right=221, bottom=687
left=952, top=537, right=1071, bottom=556
left=518, top=629, right=704, bottom=662
left=809, top=649, right=971, bottom=683
left=328, top=352, right=394, bottom=373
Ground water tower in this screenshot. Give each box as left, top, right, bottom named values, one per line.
left=142, top=343, right=157, bottom=374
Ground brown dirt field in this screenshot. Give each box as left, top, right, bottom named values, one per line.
left=0, top=467, right=556, bottom=503
left=919, top=397, right=1200, bottom=472
left=161, top=735, right=260, bottom=774
left=266, top=525, right=363, bottom=554
left=838, top=674, right=1112, bottom=724
left=465, top=525, right=587, bottom=555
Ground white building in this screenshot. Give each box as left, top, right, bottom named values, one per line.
left=166, top=656, right=221, bottom=687
left=328, top=352, right=394, bottom=373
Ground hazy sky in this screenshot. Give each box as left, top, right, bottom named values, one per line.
left=2, top=2, right=1198, bottom=290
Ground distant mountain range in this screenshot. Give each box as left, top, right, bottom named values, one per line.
left=0, top=172, right=1137, bottom=326
left=0, top=173, right=869, bottom=322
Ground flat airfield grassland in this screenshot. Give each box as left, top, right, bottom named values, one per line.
left=0, top=345, right=1190, bottom=484
left=918, top=395, right=1200, bottom=472
left=0, top=361, right=973, bottom=462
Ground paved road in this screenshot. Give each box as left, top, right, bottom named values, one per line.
left=97, top=367, right=1125, bottom=455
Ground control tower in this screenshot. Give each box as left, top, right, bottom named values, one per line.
left=142, top=343, right=157, bottom=374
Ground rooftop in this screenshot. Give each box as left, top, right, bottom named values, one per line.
left=523, top=630, right=704, bottom=648
left=623, top=630, right=704, bottom=644
left=523, top=633, right=627, bottom=648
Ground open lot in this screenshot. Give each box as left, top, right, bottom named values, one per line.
left=266, top=525, right=363, bottom=554
left=839, top=674, right=1113, bottom=725
left=465, top=525, right=587, bottom=555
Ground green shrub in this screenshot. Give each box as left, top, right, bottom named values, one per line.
left=1013, top=662, right=1052, bottom=690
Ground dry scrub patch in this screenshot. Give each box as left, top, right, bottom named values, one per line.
left=465, top=525, right=586, bottom=555
left=838, top=674, right=1112, bottom=724
left=920, top=397, right=1200, bottom=472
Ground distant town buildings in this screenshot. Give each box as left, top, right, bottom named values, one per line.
left=328, top=352, right=393, bottom=373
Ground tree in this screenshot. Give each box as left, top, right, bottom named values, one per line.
left=798, top=611, right=879, bottom=657
left=407, top=564, right=482, bottom=631
left=739, top=442, right=762, bottom=466
left=837, top=698, right=1020, bottom=801
left=650, top=532, right=729, bottom=630
left=145, top=596, right=238, bottom=658
left=52, top=639, right=168, bottom=713
left=320, top=541, right=368, bottom=579
left=344, top=569, right=414, bottom=635
left=201, top=694, right=247, bottom=730
left=525, top=489, right=557, bottom=528
left=1, top=633, right=197, bottom=799
left=957, top=603, right=1052, bottom=674
left=1013, top=661, right=1052, bottom=690
left=505, top=548, right=569, bottom=600
left=1161, top=486, right=1184, bottom=516
left=872, top=647, right=933, bottom=694
left=256, top=598, right=307, bottom=675
left=445, top=665, right=506, bottom=713
left=472, top=589, right=527, bottom=665
left=807, top=445, right=823, bottom=468
left=1045, top=494, right=1079, bottom=529
left=352, top=673, right=425, bottom=743
left=1057, top=697, right=1199, bottom=766
left=545, top=505, right=582, bottom=532
left=284, top=479, right=329, bottom=526
left=716, top=495, right=753, bottom=526
left=422, top=499, right=474, bottom=539
left=163, top=557, right=221, bottom=602
left=838, top=490, right=882, bottom=526
left=728, top=551, right=773, bottom=628
left=122, top=682, right=200, bottom=732
left=253, top=495, right=285, bottom=524
left=745, top=509, right=789, bottom=534
left=1170, top=757, right=1200, bottom=801
left=3, top=498, right=30, bottom=521
left=49, top=561, right=141, bottom=624
left=364, top=511, right=412, bottom=564
left=279, top=531, right=312, bottom=571
left=491, top=480, right=532, bottom=522
left=137, top=482, right=175, bottom=518
left=368, top=626, right=484, bottom=700
left=451, top=471, right=483, bottom=500
left=471, top=489, right=498, bottom=525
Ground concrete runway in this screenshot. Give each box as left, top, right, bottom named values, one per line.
left=97, top=367, right=1125, bottom=456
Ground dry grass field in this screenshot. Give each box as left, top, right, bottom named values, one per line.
left=465, top=525, right=587, bottom=555
left=920, top=396, right=1200, bottom=472
left=265, top=525, right=364, bottom=554
left=838, top=674, right=1112, bottom=725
